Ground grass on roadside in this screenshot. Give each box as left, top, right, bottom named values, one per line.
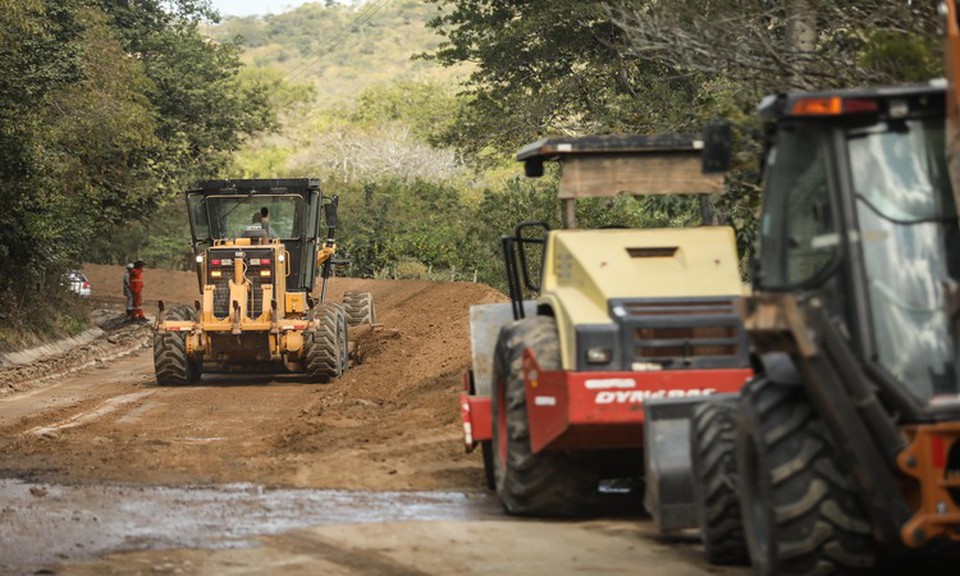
left=0, top=285, right=92, bottom=355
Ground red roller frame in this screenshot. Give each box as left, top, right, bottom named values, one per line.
left=460, top=372, right=492, bottom=452
left=460, top=353, right=752, bottom=454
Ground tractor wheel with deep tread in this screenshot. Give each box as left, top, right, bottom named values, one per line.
left=154, top=305, right=201, bottom=386
left=491, top=316, right=597, bottom=516
left=691, top=399, right=749, bottom=566
left=304, top=303, right=343, bottom=383
left=735, top=378, right=876, bottom=575
left=343, top=290, right=376, bottom=326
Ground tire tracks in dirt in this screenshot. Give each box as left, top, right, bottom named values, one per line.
left=24, top=390, right=156, bottom=437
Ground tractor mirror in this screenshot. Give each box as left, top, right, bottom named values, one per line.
left=525, top=160, right=545, bottom=178
left=518, top=134, right=726, bottom=198
left=324, top=197, right=339, bottom=228
left=702, top=121, right=733, bottom=174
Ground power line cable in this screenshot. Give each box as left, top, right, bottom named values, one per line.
left=285, top=0, right=394, bottom=85
left=289, top=0, right=392, bottom=81
left=285, top=0, right=386, bottom=78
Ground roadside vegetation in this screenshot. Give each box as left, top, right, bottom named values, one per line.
left=0, top=0, right=273, bottom=348
left=0, top=0, right=943, bottom=349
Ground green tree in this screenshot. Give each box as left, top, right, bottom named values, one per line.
left=350, top=81, right=459, bottom=143
left=609, top=0, right=942, bottom=93
left=77, top=0, right=278, bottom=267
left=0, top=0, right=277, bottom=336
left=423, top=1, right=694, bottom=163
left=93, top=0, right=276, bottom=190
left=425, top=0, right=943, bottom=275
left=0, top=0, right=85, bottom=295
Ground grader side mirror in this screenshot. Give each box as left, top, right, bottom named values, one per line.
left=323, top=197, right=339, bottom=229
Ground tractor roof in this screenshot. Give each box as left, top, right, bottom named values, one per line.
left=516, top=134, right=722, bottom=198
left=516, top=134, right=704, bottom=163
left=759, top=80, right=945, bottom=122
left=191, top=179, right=322, bottom=197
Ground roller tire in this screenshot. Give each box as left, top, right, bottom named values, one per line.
left=691, top=399, right=749, bottom=565
left=736, top=378, right=875, bottom=575
left=492, top=316, right=597, bottom=516
left=343, top=290, right=376, bottom=326
left=154, top=305, right=201, bottom=386
left=305, top=303, right=343, bottom=383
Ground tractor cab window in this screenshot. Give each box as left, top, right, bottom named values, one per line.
left=848, top=118, right=960, bottom=406
left=759, top=123, right=841, bottom=288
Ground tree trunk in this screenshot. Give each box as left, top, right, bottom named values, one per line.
left=783, top=0, right=817, bottom=89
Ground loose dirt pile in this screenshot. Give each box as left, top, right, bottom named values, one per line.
left=0, top=264, right=506, bottom=492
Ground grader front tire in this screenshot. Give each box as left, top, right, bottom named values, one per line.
left=154, top=305, right=201, bottom=386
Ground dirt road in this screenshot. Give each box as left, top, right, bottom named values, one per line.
left=0, top=265, right=745, bottom=575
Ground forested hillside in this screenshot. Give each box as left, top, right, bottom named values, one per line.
left=209, top=0, right=464, bottom=102
left=0, top=0, right=945, bottom=348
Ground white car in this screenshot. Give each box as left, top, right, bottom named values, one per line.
left=65, top=270, right=91, bottom=298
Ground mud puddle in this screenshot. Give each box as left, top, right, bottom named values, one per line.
left=0, top=479, right=500, bottom=573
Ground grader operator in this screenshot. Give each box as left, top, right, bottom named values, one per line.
left=153, top=179, right=374, bottom=386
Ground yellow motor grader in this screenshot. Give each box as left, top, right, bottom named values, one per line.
left=153, top=179, right=374, bottom=385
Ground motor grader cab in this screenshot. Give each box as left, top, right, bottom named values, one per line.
left=153, top=179, right=375, bottom=386
left=458, top=134, right=754, bottom=518
left=687, top=83, right=960, bottom=573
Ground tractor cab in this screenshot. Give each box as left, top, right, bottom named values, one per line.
left=753, top=83, right=960, bottom=418
left=705, top=82, right=960, bottom=562
left=186, top=179, right=337, bottom=296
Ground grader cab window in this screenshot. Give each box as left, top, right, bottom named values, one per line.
left=848, top=119, right=960, bottom=405
left=197, top=195, right=303, bottom=241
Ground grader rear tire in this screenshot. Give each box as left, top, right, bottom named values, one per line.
left=154, top=305, right=201, bottom=386
left=305, top=303, right=344, bottom=383
left=343, top=290, right=375, bottom=326
left=691, top=399, right=749, bottom=566
left=492, top=316, right=597, bottom=516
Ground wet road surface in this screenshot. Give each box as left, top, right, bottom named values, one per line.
left=0, top=480, right=501, bottom=573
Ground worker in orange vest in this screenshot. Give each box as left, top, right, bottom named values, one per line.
left=129, top=260, right=147, bottom=322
